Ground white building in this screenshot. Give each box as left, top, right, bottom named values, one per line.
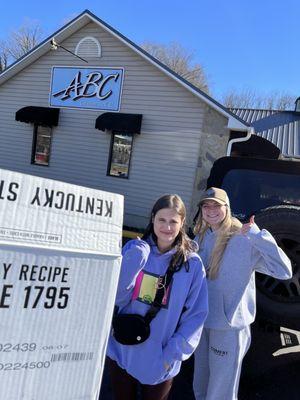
left=0, top=10, right=250, bottom=228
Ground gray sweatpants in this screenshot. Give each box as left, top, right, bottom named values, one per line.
left=193, top=326, right=251, bottom=400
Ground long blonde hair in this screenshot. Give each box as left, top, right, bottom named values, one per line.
left=194, top=204, right=242, bottom=279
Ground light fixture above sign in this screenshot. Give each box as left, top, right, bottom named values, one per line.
left=49, top=66, right=124, bottom=111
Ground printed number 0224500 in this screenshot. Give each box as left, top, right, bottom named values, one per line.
left=0, top=361, right=50, bottom=371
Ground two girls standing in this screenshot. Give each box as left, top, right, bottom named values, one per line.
left=106, top=188, right=291, bottom=400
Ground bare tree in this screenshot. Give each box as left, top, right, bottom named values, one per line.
left=0, top=21, right=43, bottom=72
left=272, top=93, right=296, bottom=110
left=0, top=40, right=9, bottom=72
left=6, top=23, right=43, bottom=60
left=141, top=41, right=210, bottom=93
left=222, top=88, right=296, bottom=110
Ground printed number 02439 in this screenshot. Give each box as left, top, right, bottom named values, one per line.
left=0, top=343, right=36, bottom=352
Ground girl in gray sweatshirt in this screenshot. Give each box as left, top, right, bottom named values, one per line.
left=192, top=187, right=292, bottom=400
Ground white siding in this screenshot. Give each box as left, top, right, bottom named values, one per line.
left=0, top=22, right=206, bottom=228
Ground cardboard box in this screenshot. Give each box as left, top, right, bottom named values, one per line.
left=0, top=168, right=123, bottom=399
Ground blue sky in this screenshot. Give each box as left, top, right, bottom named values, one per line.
left=1, top=0, right=300, bottom=102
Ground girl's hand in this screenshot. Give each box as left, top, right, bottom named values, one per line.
left=241, top=215, right=255, bottom=235
left=164, top=361, right=171, bottom=372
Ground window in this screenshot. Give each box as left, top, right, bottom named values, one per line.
left=31, top=125, right=52, bottom=166
left=222, top=169, right=300, bottom=220
left=107, top=132, right=133, bottom=178
left=75, top=36, right=101, bottom=58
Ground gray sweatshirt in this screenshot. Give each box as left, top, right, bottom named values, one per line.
left=195, top=224, right=292, bottom=330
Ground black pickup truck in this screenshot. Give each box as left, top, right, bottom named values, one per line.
left=206, top=155, right=300, bottom=399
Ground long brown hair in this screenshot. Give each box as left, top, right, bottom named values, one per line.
left=142, top=194, right=197, bottom=272
left=194, top=200, right=242, bottom=279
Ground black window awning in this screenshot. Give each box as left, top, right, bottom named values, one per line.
left=15, top=106, right=60, bottom=127
left=95, top=112, right=142, bottom=134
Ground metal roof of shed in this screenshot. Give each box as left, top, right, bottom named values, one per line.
left=231, top=108, right=300, bottom=159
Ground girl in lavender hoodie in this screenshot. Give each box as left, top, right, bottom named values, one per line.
left=107, top=194, right=208, bottom=400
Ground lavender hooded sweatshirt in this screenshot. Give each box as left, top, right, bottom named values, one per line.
left=107, top=238, right=208, bottom=384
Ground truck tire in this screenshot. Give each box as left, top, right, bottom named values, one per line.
left=254, top=206, right=300, bottom=329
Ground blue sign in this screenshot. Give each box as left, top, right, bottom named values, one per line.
left=49, top=67, right=124, bottom=111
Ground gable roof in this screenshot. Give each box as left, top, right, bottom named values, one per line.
left=231, top=108, right=300, bottom=158
left=0, top=9, right=249, bottom=132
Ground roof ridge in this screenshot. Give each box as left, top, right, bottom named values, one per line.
left=230, top=107, right=296, bottom=113
left=0, top=9, right=249, bottom=129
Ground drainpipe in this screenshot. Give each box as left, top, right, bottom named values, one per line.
left=226, top=127, right=254, bottom=156
left=295, top=97, right=300, bottom=112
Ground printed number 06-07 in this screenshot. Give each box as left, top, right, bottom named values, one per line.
left=23, top=286, right=70, bottom=309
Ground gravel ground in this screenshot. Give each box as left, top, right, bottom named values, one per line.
left=99, top=340, right=300, bottom=400
left=99, top=319, right=300, bottom=399
left=99, top=352, right=300, bottom=400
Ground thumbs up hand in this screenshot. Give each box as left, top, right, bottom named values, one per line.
left=241, top=215, right=255, bottom=235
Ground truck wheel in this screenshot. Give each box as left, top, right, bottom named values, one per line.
left=254, top=206, right=300, bottom=329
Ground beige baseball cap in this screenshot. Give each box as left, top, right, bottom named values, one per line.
left=199, top=187, right=229, bottom=206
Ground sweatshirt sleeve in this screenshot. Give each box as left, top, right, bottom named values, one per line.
left=115, top=239, right=151, bottom=309
left=247, top=224, right=292, bottom=279
left=162, top=256, right=208, bottom=366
